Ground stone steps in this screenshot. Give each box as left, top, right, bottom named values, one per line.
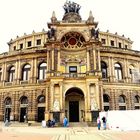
left=69, top=122, right=88, bottom=127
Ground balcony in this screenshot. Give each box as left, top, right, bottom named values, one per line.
left=20, top=80, right=28, bottom=85
left=5, top=82, right=12, bottom=86
left=46, top=71, right=101, bottom=78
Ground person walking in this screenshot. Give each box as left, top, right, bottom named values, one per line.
left=97, top=117, right=101, bottom=130
left=102, top=116, right=106, bottom=130
left=63, top=116, right=68, bottom=127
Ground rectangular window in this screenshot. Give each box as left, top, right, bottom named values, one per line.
left=36, top=39, right=41, bottom=45
left=20, top=44, right=23, bottom=49
left=9, top=72, right=15, bottom=82
left=101, top=39, right=106, bottom=44
left=119, top=106, right=126, bottom=110
left=69, top=66, right=77, bottom=73
left=119, top=42, right=122, bottom=48
left=125, top=45, right=128, bottom=49
left=23, top=71, right=29, bottom=81
left=111, top=40, right=114, bottom=46
left=13, top=46, right=16, bottom=50
left=135, top=106, right=140, bottom=109
left=27, top=41, right=32, bottom=47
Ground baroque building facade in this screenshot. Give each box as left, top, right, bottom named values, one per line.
left=0, top=2, right=140, bottom=124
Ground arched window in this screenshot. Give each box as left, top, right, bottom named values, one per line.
left=8, top=66, right=15, bottom=82
left=101, top=61, right=107, bottom=78
left=134, top=95, right=140, bottom=109
left=115, top=63, right=123, bottom=80
left=0, top=68, right=2, bottom=82
left=22, top=64, right=31, bottom=81
left=119, top=95, right=126, bottom=110
left=38, top=63, right=47, bottom=80
left=38, top=95, right=45, bottom=103
left=21, top=96, right=28, bottom=104
left=5, top=97, right=12, bottom=105
left=103, top=94, right=110, bottom=111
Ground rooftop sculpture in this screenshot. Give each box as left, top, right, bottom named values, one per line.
left=63, top=1, right=81, bottom=14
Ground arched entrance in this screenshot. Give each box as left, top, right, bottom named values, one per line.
left=20, top=96, right=28, bottom=122
left=65, top=87, right=85, bottom=122
left=4, top=97, right=12, bottom=122
left=37, top=95, right=45, bottom=122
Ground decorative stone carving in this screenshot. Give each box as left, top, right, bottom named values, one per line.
left=53, top=99, right=60, bottom=112
left=62, top=1, right=82, bottom=22
left=91, top=99, right=98, bottom=111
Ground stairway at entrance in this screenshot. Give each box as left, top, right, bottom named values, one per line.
left=69, top=122, right=88, bottom=127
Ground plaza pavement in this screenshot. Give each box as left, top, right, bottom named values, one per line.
left=1, top=122, right=140, bottom=140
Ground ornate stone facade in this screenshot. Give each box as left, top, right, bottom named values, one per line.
left=0, top=2, right=140, bottom=124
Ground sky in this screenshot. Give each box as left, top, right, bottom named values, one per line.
left=0, top=0, right=140, bottom=53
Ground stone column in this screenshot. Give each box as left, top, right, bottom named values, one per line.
left=127, top=90, right=133, bottom=110
left=59, top=83, right=63, bottom=110
left=31, top=90, right=36, bottom=121
left=14, top=92, right=19, bottom=121
left=45, top=86, right=49, bottom=121
left=51, top=46, right=54, bottom=71
left=97, top=50, right=101, bottom=71
left=98, top=82, right=103, bottom=111
left=30, top=59, right=34, bottom=84
left=110, top=89, right=115, bottom=110
left=111, top=57, right=115, bottom=82
left=86, top=49, right=90, bottom=72
left=114, top=90, right=119, bottom=110
left=57, top=48, right=61, bottom=72
left=27, top=91, right=33, bottom=121
left=32, top=58, right=37, bottom=83
left=17, top=59, right=21, bottom=84
left=85, top=83, right=91, bottom=121
left=0, top=93, right=4, bottom=121
left=3, top=62, right=7, bottom=83
left=93, top=49, right=96, bottom=70
left=95, top=83, right=100, bottom=110
left=50, top=84, right=54, bottom=111
left=47, top=50, right=50, bottom=74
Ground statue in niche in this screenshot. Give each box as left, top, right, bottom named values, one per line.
left=53, top=99, right=60, bottom=112
left=91, top=99, right=98, bottom=111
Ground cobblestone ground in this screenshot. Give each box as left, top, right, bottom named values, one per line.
left=1, top=123, right=140, bottom=140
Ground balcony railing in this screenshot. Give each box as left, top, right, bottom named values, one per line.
left=46, top=71, right=101, bottom=78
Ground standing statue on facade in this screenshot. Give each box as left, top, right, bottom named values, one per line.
left=91, top=27, right=99, bottom=39
left=53, top=99, right=60, bottom=112
left=91, top=99, right=98, bottom=111
left=47, top=27, right=56, bottom=40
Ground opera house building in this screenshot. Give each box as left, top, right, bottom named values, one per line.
left=0, top=2, right=140, bottom=124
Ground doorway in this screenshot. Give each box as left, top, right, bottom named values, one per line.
left=5, top=108, right=11, bottom=122
left=69, top=101, right=79, bottom=122
left=20, top=108, right=27, bottom=122
left=37, top=107, right=45, bottom=122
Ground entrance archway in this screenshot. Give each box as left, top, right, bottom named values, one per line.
left=37, top=95, right=45, bottom=122
left=20, top=96, right=28, bottom=122
left=4, top=97, right=12, bottom=122
left=65, top=87, right=85, bottom=122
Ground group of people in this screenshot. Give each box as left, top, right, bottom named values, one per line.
left=97, top=116, right=107, bottom=130
left=47, top=116, right=68, bottom=127
left=47, top=119, right=56, bottom=127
